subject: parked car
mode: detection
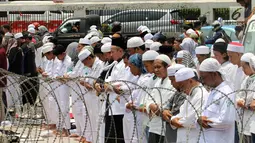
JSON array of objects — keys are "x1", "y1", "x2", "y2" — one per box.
[
  {"x1": 88, "y1": 10, "x2": 122, "y2": 24},
  {"x1": 53, "y1": 15, "x2": 102, "y2": 47},
  {"x1": 102, "y1": 9, "x2": 182, "y2": 33}
]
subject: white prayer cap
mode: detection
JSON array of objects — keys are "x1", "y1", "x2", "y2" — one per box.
[
  {"x1": 167, "y1": 64, "x2": 185, "y2": 77},
  {"x1": 144, "y1": 33, "x2": 153, "y2": 41},
  {"x1": 145, "y1": 39, "x2": 153, "y2": 49},
  {"x1": 42, "y1": 44, "x2": 53, "y2": 54},
  {"x1": 90, "y1": 25, "x2": 97, "y2": 30},
  {"x1": 28, "y1": 24, "x2": 35, "y2": 29},
  {"x1": 215, "y1": 38, "x2": 225, "y2": 43},
  {"x1": 227, "y1": 42, "x2": 244, "y2": 53},
  {"x1": 4, "y1": 32, "x2": 13, "y2": 37},
  {"x1": 190, "y1": 32, "x2": 198, "y2": 39},
  {"x1": 127, "y1": 37, "x2": 144, "y2": 48},
  {"x1": 140, "y1": 26, "x2": 149, "y2": 32},
  {"x1": 249, "y1": 56, "x2": 255, "y2": 69},
  {"x1": 42, "y1": 36, "x2": 53, "y2": 44},
  {"x1": 175, "y1": 67, "x2": 195, "y2": 82},
  {"x1": 90, "y1": 36, "x2": 101, "y2": 44},
  {"x1": 199, "y1": 58, "x2": 221, "y2": 72},
  {"x1": 241, "y1": 53, "x2": 254, "y2": 63},
  {"x1": 101, "y1": 42, "x2": 111, "y2": 53},
  {"x1": 142, "y1": 50, "x2": 159, "y2": 61},
  {"x1": 186, "y1": 28, "x2": 196, "y2": 36},
  {"x1": 155, "y1": 54, "x2": 171, "y2": 66},
  {"x1": 176, "y1": 50, "x2": 184, "y2": 58},
  {"x1": 43, "y1": 42, "x2": 54, "y2": 47},
  {"x1": 14, "y1": 33, "x2": 23, "y2": 39},
  {"x1": 79, "y1": 38, "x2": 91, "y2": 45},
  {"x1": 27, "y1": 28, "x2": 35, "y2": 34},
  {"x1": 195, "y1": 46, "x2": 210, "y2": 55},
  {"x1": 150, "y1": 42, "x2": 162, "y2": 51},
  {"x1": 78, "y1": 48, "x2": 91, "y2": 61},
  {"x1": 137, "y1": 25, "x2": 144, "y2": 32},
  {"x1": 142, "y1": 27, "x2": 151, "y2": 33},
  {"x1": 101, "y1": 37, "x2": 112, "y2": 44}
]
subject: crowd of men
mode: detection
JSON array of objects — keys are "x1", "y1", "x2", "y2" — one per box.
[{"x1": 0, "y1": 13, "x2": 255, "y2": 143}]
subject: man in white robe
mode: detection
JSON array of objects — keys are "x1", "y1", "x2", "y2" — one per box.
[
  {"x1": 146, "y1": 54, "x2": 175, "y2": 143},
  {"x1": 236, "y1": 53, "x2": 255, "y2": 142},
  {"x1": 41, "y1": 43, "x2": 60, "y2": 133},
  {"x1": 52, "y1": 44, "x2": 73, "y2": 136},
  {"x1": 227, "y1": 42, "x2": 247, "y2": 91},
  {"x1": 78, "y1": 47, "x2": 104, "y2": 143},
  {"x1": 213, "y1": 42, "x2": 236, "y2": 90},
  {"x1": 171, "y1": 67, "x2": 209, "y2": 143},
  {"x1": 198, "y1": 58, "x2": 236, "y2": 143}
]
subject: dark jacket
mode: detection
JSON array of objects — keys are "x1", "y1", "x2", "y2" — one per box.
[
  {"x1": 0, "y1": 47, "x2": 7, "y2": 87},
  {"x1": 205, "y1": 28, "x2": 224, "y2": 44},
  {"x1": 21, "y1": 42, "x2": 37, "y2": 77},
  {"x1": 8, "y1": 46, "x2": 23, "y2": 75}
]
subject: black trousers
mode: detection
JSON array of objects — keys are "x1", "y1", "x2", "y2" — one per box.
[
  {"x1": 2, "y1": 91, "x2": 7, "y2": 114},
  {"x1": 149, "y1": 132, "x2": 165, "y2": 143},
  {"x1": 105, "y1": 115, "x2": 125, "y2": 143},
  {"x1": 20, "y1": 77, "x2": 39, "y2": 105}
]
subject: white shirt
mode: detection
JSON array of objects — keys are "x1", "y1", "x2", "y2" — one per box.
[
  {"x1": 234, "y1": 66, "x2": 246, "y2": 91},
  {"x1": 35, "y1": 46, "x2": 43, "y2": 68},
  {"x1": 146, "y1": 77, "x2": 175, "y2": 136},
  {"x1": 105, "y1": 59, "x2": 127, "y2": 115},
  {"x1": 171, "y1": 85, "x2": 209, "y2": 143},
  {"x1": 220, "y1": 61, "x2": 236, "y2": 90},
  {"x1": 236, "y1": 75, "x2": 255, "y2": 135},
  {"x1": 199, "y1": 82, "x2": 235, "y2": 143},
  {"x1": 54, "y1": 55, "x2": 73, "y2": 78}
]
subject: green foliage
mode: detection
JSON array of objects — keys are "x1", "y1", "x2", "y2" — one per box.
[
  {"x1": 214, "y1": 8, "x2": 230, "y2": 20},
  {"x1": 178, "y1": 8, "x2": 201, "y2": 20}
]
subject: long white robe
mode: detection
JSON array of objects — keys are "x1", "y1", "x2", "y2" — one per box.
[
  {"x1": 220, "y1": 61, "x2": 236, "y2": 90},
  {"x1": 199, "y1": 82, "x2": 235, "y2": 143},
  {"x1": 98, "y1": 61, "x2": 118, "y2": 143},
  {"x1": 44, "y1": 58, "x2": 60, "y2": 124},
  {"x1": 139, "y1": 74, "x2": 158, "y2": 134},
  {"x1": 123, "y1": 73, "x2": 151, "y2": 143},
  {"x1": 67, "y1": 60, "x2": 89, "y2": 136},
  {"x1": 236, "y1": 75, "x2": 255, "y2": 136},
  {"x1": 38, "y1": 57, "x2": 52, "y2": 122},
  {"x1": 81, "y1": 57, "x2": 104, "y2": 142},
  {"x1": 171, "y1": 85, "x2": 209, "y2": 143},
  {"x1": 52, "y1": 56, "x2": 73, "y2": 129},
  {"x1": 105, "y1": 60, "x2": 128, "y2": 116},
  {"x1": 146, "y1": 78, "x2": 175, "y2": 136}
]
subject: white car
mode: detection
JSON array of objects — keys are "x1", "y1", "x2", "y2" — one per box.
[{"x1": 102, "y1": 9, "x2": 182, "y2": 33}]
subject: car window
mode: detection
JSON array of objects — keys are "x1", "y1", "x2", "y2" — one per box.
[
  {"x1": 148, "y1": 11, "x2": 167, "y2": 20},
  {"x1": 170, "y1": 10, "x2": 181, "y2": 20},
  {"x1": 89, "y1": 10, "x2": 122, "y2": 16},
  {"x1": 201, "y1": 28, "x2": 213, "y2": 38},
  {"x1": 244, "y1": 20, "x2": 255, "y2": 54},
  {"x1": 230, "y1": 32, "x2": 238, "y2": 41},
  {"x1": 59, "y1": 19, "x2": 81, "y2": 33},
  {"x1": 224, "y1": 29, "x2": 238, "y2": 41}
]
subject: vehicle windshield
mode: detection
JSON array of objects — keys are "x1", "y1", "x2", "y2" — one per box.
[{"x1": 244, "y1": 20, "x2": 255, "y2": 54}]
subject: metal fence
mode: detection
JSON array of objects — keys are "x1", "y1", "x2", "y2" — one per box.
[{"x1": 0, "y1": 8, "x2": 240, "y2": 34}]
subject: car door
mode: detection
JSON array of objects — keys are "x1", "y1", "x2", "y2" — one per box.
[{"x1": 55, "y1": 18, "x2": 83, "y2": 47}]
